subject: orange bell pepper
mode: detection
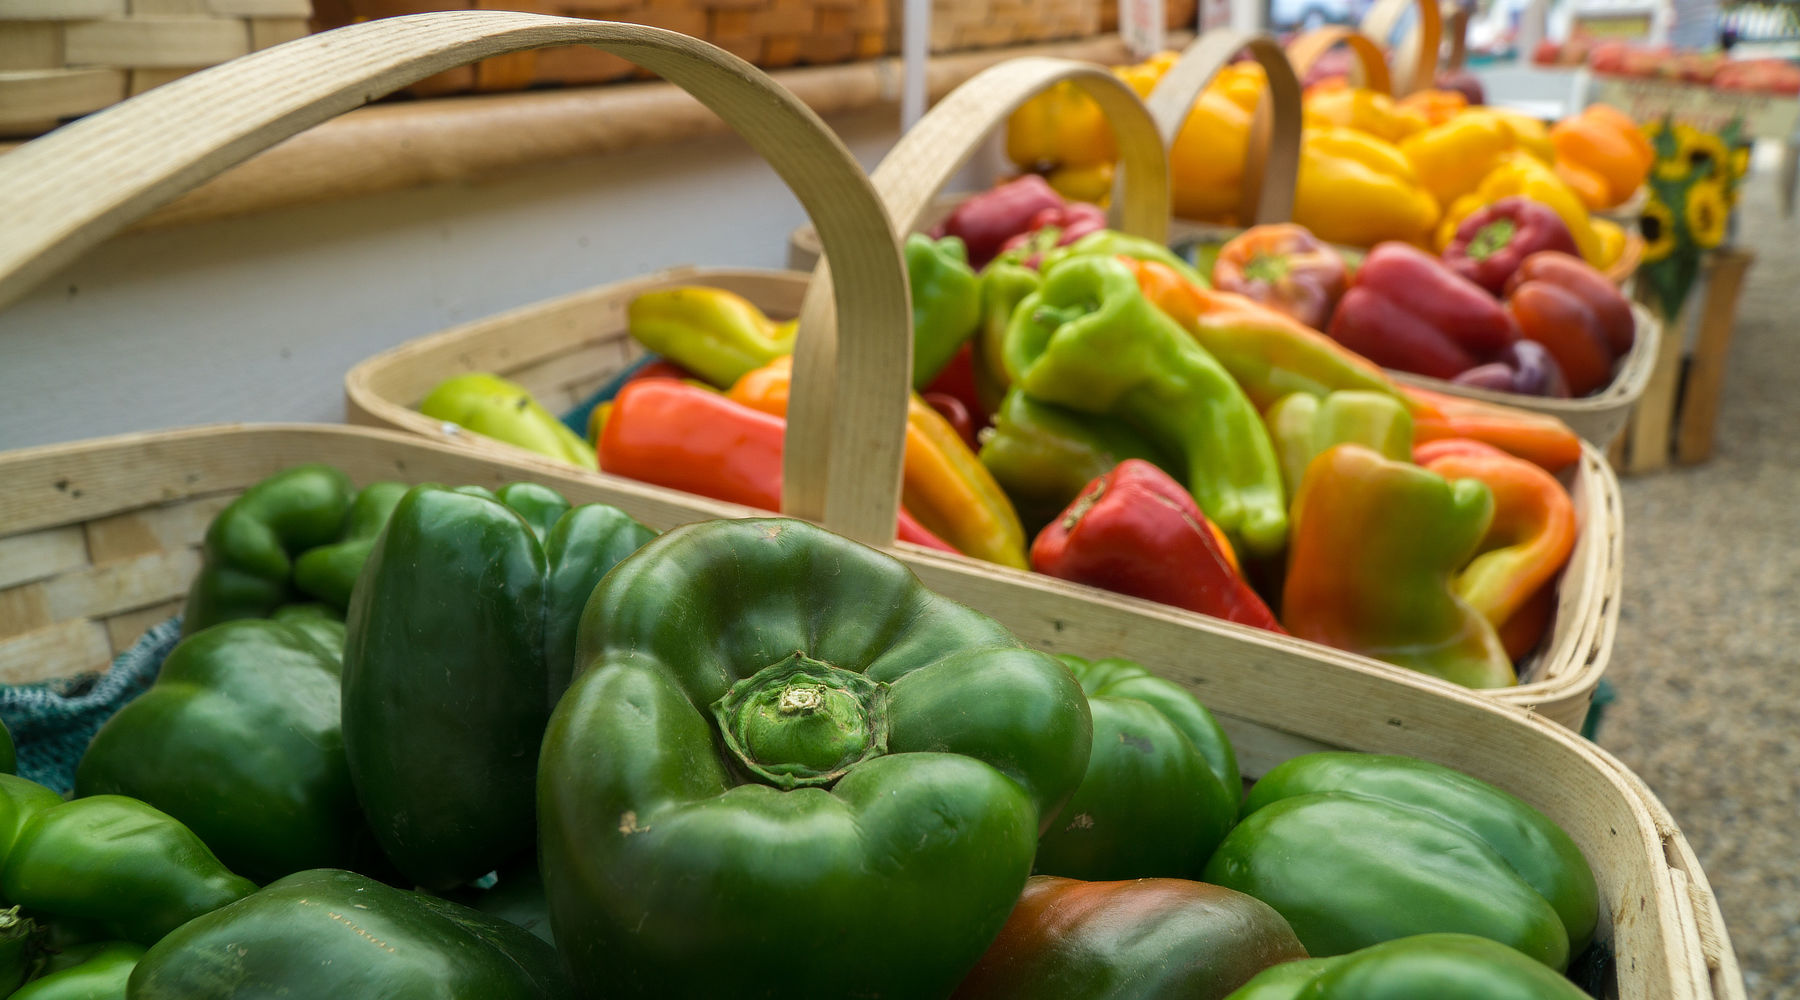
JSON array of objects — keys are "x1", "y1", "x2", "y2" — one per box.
[
  {"x1": 1416, "y1": 438, "x2": 1578, "y2": 657},
  {"x1": 1404, "y1": 386, "x2": 1583, "y2": 473},
  {"x1": 1550, "y1": 104, "x2": 1652, "y2": 210},
  {"x1": 729, "y1": 357, "x2": 1029, "y2": 569}
]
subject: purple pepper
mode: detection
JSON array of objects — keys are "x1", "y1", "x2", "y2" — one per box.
[{"x1": 1450, "y1": 340, "x2": 1572, "y2": 398}]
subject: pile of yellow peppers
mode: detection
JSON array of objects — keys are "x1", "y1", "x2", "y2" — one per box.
[{"x1": 1003, "y1": 55, "x2": 1646, "y2": 272}]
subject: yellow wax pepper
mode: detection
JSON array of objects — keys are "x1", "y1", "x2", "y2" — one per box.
[
  {"x1": 1435, "y1": 152, "x2": 1603, "y2": 266},
  {"x1": 1400, "y1": 111, "x2": 1518, "y2": 207},
  {"x1": 1295, "y1": 126, "x2": 1441, "y2": 247},
  {"x1": 1302, "y1": 85, "x2": 1422, "y2": 144}
]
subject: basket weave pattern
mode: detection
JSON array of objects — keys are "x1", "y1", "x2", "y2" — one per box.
[
  {"x1": 312, "y1": 0, "x2": 888, "y2": 96},
  {"x1": 0, "y1": 0, "x2": 313, "y2": 135},
  {"x1": 900, "y1": 0, "x2": 1101, "y2": 53}
]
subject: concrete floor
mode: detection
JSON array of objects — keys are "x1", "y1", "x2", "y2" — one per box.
[{"x1": 1593, "y1": 170, "x2": 1799, "y2": 998}]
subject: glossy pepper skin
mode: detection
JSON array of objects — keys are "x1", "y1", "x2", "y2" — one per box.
[
  {"x1": 599, "y1": 378, "x2": 955, "y2": 553},
  {"x1": 1212, "y1": 753, "x2": 1598, "y2": 967},
  {"x1": 76, "y1": 620, "x2": 369, "y2": 885},
  {"x1": 1040, "y1": 230, "x2": 1211, "y2": 291},
  {"x1": 1505, "y1": 251, "x2": 1636, "y2": 396},
  {"x1": 540, "y1": 518, "x2": 1092, "y2": 999},
  {"x1": 1282, "y1": 444, "x2": 1515, "y2": 688},
  {"x1": 997, "y1": 203, "x2": 1110, "y2": 259},
  {"x1": 1294, "y1": 127, "x2": 1441, "y2": 248},
  {"x1": 1551, "y1": 103, "x2": 1653, "y2": 211},
  {"x1": 1506, "y1": 251, "x2": 1634, "y2": 357},
  {"x1": 1124, "y1": 258, "x2": 1408, "y2": 413},
  {"x1": 1034, "y1": 655, "x2": 1241, "y2": 881},
  {"x1": 1264, "y1": 391, "x2": 1414, "y2": 497},
  {"x1": 625, "y1": 285, "x2": 795, "y2": 389},
  {"x1": 1442, "y1": 196, "x2": 1581, "y2": 295},
  {"x1": 1416, "y1": 439, "x2": 1577, "y2": 653},
  {"x1": 11, "y1": 940, "x2": 143, "y2": 1000},
  {"x1": 1, "y1": 794, "x2": 255, "y2": 946},
  {"x1": 127, "y1": 868, "x2": 571, "y2": 999},
  {"x1": 979, "y1": 391, "x2": 1175, "y2": 535},
  {"x1": 418, "y1": 373, "x2": 597, "y2": 471},
  {"x1": 0, "y1": 905, "x2": 42, "y2": 995},
  {"x1": 1451, "y1": 338, "x2": 1572, "y2": 398},
  {"x1": 1223, "y1": 933, "x2": 1592, "y2": 999},
  {"x1": 953, "y1": 876, "x2": 1309, "y2": 1000},
  {"x1": 730, "y1": 357, "x2": 1027, "y2": 569},
  {"x1": 907, "y1": 233, "x2": 983, "y2": 389},
  {"x1": 971, "y1": 256, "x2": 1041, "y2": 411},
  {"x1": 181, "y1": 464, "x2": 354, "y2": 636},
  {"x1": 934, "y1": 175, "x2": 1071, "y2": 268},
  {"x1": 1030, "y1": 461, "x2": 1280, "y2": 633},
  {"x1": 342, "y1": 485, "x2": 654, "y2": 891},
  {"x1": 1435, "y1": 152, "x2": 1603, "y2": 267},
  {"x1": 1404, "y1": 385, "x2": 1583, "y2": 473},
  {"x1": 289, "y1": 480, "x2": 407, "y2": 610},
  {"x1": 1212, "y1": 224, "x2": 1349, "y2": 331},
  {"x1": 1330, "y1": 243, "x2": 1521, "y2": 380},
  {"x1": 1005, "y1": 255, "x2": 1287, "y2": 557},
  {"x1": 1399, "y1": 111, "x2": 1518, "y2": 207}
]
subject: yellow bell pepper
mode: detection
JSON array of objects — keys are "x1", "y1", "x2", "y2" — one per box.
[
  {"x1": 728, "y1": 357, "x2": 1030, "y2": 570},
  {"x1": 1295, "y1": 126, "x2": 1441, "y2": 247},
  {"x1": 1486, "y1": 108, "x2": 1556, "y2": 164},
  {"x1": 1302, "y1": 86, "x2": 1421, "y2": 144},
  {"x1": 1590, "y1": 217, "x2": 1627, "y2": 270},
  {"x1": 1006, "y1": 80, "x2": 1117, "y2": 172},
  {"x1": 1434, "y1": 152, "x2": 1603, "y2": 265},
  {"x1": 1395, "y1": 88, "x2": 1469, "y2": 127},
  {"x1": 1171, "y1": 89, "x2": 1256, "y2": 223},
  {"x1": 1400, "y1": 111, "x2": 1517, "y2": 207},
  {"x1": 1213, "y1": 62, "x2": 1267, "y2": 113}
]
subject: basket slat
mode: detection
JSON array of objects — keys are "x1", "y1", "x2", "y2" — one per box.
[
  {"x1": 63, "y1": 18, "x2": 253, "y2": 68},
  {"x1": 0, "y1": 0, "x2": 126, "y2": 17}
]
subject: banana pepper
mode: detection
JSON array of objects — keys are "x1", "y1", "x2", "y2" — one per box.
[
  {"x1": 978, "y1": 390, "x2": 1176, "y2": 535},
  {"x1": 626, "y1": 286, "x2": 797, "y2": 389},
  {"x1": 1295, "y1": 126, "x2": 1441, "y2": 247},
  {"x1": 1266, "y1": 390, "x2": 1414, "y2": 497},
  {"x1": 1435, "y1": 152, "x2": 1603, "y2": 266},
  {"x1": 419, "y1": 372, "x2": 598, "y2": 471},
  {"x1": 729, "y1": 356, "x2": 1028, "y2": 569},
  {"x1": 1405, "y1": 385, "x2": 1583, "y2": 473},
  {"x1": 1004, "y1": 255, "x2": 1287, "y2": 557}
]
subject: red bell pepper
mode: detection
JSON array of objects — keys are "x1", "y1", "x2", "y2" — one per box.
[
  {"x1": 1030, "y1": 459, "x2": 1283, "y2": 633},
  {"x1": 1442, "y1": 197, "x2": 1581, "y2": 295},
  {"x1": 997, "y1": 202, "x2": 1109, "y2": 259},
  {"x1": 1505, "y1": 252, "x2": 1635, "y2": 357},
  {"x1": 921, "y1": 342, "x2": 990, "y2": 440},
  {"x1": 598, "y1": 379, "x2": 956, "y2": 553},
  {"x1": 1503, "y1": 251, "x2": 1635, "y2": 396},
  {"x1": 1328, "y1": 242, "x2": 1521, "y2": 380},
  {"x1": 931, "y1": 175, "x2": 1068, "y2": 269},
  {"x1": 1212, "y1": 223, "x2": 1350, "y2": 331}
]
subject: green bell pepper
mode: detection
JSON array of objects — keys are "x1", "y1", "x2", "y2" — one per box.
[
  {"x1": 971, "y1": 256, "x2": 1041, "y2": 411},
  {"x1": 907, "y1": 233, "x2": 982, "y2": 390},
  {"x1": 181, "y1": 465, "x2": 354, "y2": 635},
  {"x1": 978, "y1": 389, "x2": 1177, "y2": 536},
  {"x1": 1034, "y1": 656, "x2": 1239, "y2": 881},
  {"x1": 344, "y1": 484, "x2": 652, "y2": 890},
  {"x1": 126, "y1": 868, "x2": 571, "y2": 999},
  {"x1": 953, "y1": 875, "x2": 1308, "y2": 1000},
  {"x1": 290, "y1": 480, "x2": 408, "y2": 610},
  {"x1": 0, "y1": 774, "x2": 60, "y2": 860},
  {"x1": 0, "y1": 905, "x2": 43, "y2": 995},
  {"x1": 1003, "y1": 255, "x2": 1286, "y2": 557},
  {"x1": 12, "y1": 940, "x2": 143, "y2": 1000},
  {"x1": 76, "y1": 619, "x2": 370, "y2": 885},
  {"x1": 419, "y1": 373, "x2": 598, "y2": 471},
  {"x1": 1223, "y1": 933, "x2": 1591, "y2": 999},
  {"x1": 1041, "y1": 230, "x2": 1211, "y2": 290},
  {"x1": 1, "y1": 794, "x2": 254, "y2": 946},
  {"x1": 1204, "y1": 753, "x2": 1597, "y2": 971},
  {"x1": 540, "y1": 517, "x2": 1093, "y2": 1000},
  {"x1": 1265, "y1": 390, "x2": 1414, "y2": 498}
]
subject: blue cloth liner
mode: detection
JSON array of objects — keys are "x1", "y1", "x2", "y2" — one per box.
[
  {"x1": 1580, "y1": 678, "x2": 1616, "y2": 743},
  {"x1": 0, "y1": 616, "x2": 182, "y2": 795},
  {"x1": 561, "y1": 353, "x2": 666, "y2": 436}
]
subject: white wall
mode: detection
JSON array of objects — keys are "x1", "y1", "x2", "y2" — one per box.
[{"x1": 0, "y1": 108, "x2": 915, "y2": 451}]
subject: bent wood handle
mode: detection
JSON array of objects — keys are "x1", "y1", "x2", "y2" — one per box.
[{"x1": 0, "y1": 11, "x2": 911, "y2": 549}]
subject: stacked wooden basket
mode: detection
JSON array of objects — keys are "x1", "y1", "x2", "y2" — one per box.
[{"x1": 0, "y1": 10, "x2": 1744, "y2": 1000}]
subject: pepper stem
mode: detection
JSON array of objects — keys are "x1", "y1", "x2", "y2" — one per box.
[
  {"x1": 712, "y1": 653, "x2": 889, "y2": 790},
  {"x1": 1467, "y1": 218, "x2": 1517, "y2": 262}
]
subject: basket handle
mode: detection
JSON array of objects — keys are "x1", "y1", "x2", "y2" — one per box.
[
  {"x1": 1285, "y1": 28, "x2": 1395, "y2": 95},
  {"x1": 1360, "y1": 0, "x2": 1443, "y2": 96},
  {"x1": 782, "y1": 57, "x2": 1169, "y2": 525},
  {"x1": 1143, "y1": 30, "x2": 1303, "y2": 225},
  {"x1": 0, "y1": 12, "x2": 912, "y2": 549}
]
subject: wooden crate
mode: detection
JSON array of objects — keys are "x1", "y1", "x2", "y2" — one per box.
[
  {"x1": 0, "y1": 0, "x2": 314, "y2": 137},
  {"x1": 893, "y1": 0, "x2": 1103, "y2": 54},
  {"x1": 0, "y1": 421, "x2": 1743, "y2": 1000},
  {"x1": 313, "y1": 0, "x2": 887, "y2": 97}
]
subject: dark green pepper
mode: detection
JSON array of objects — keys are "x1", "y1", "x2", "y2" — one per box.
[
  {"x1": 0, "y1": 905, "x2": 44, "y2": 995},
  {"x1": 540, "y1": 518, "x2": 1093, "y2": 1000},
  {"x1": 126, "y1": 868, "x2": 570, "y2": 999},
  {"x1": 541, "y1": 505, "x2": 656, "y2": 699},
  {"x1": 1204, "y1": 753, "x2": 1597, "y2": 971},
  {"x1": 978, "y1": 389, "x2": 1178, "y2": 535},
  {"x1": 953, "y1": 876, "x2": 1307, "y2": 1000},
  {"x1": 1034, "y1": 656, "x2": 1239, "y2": 881},
  {"x1": 0, "y1": 774, "x2": 61, "y2": 860},
  {"x1": 494, "y1": 482, "x2": 572, "y2": 542},
  {"x1": 1, "y1": 795, "x2": 254, "y2": 946},
  {"x1": 907, "y1": 232, "x2": 982, "y2": 389},
  {"x1": 344, "y1": 485, "x2": 653, "y2": 889},
  {"x1": 291, "y1": 480, "x2": 409, "y2": 609},
  {"x1": 182, "y1": 465, "x2": 354, "y2": 635},
  {"x1": 13, "y1": 940, "x2": 143, "y2": 1000},
  {"x1": 1223, "y1": 933, "x2": 1591, "y2": 999},
  {"x1": 76, "y1": 619, "x2": 369, "y2": 884}
]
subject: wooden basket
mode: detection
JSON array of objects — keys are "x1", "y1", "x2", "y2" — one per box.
[
  {"x1": 312, "y1": 1, "x2": 887, "y2": 97},
  {"x1": 0, "y1": 421, "x2": 1743, "y2": 1000},
  {"x1": 900, "y1": 0, "x2": 1102, "y2": 54},
  {"x1": 0, "y1": 0, "x2": 313, "y2": 137}
]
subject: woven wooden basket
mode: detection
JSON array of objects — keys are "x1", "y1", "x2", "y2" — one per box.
[
  {"x1": 0, "y1": 0, "x2": 313, "y2": 137},
  {"x1": 900, "y1": 0, "x2": 1101, "y2": 54},
  {"x1": 0, "y1": 422, "x2": 1743, "y2": 1000},
  {"x1": 0, "y1": 21, "x2": 1742, "y2": 992},
  {"x1": 312, "y1": 0, "x2": 886, "y2": 97}
]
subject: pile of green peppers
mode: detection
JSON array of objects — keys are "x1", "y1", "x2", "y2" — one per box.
[{"x1": 0, "y1": 464, "x2": 1610, "y2": 999}]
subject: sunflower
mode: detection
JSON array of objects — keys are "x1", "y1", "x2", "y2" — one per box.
[
  {"x1": 1640, "y1": 196, "x2": 1678, "y2": 262},
  {"x1": 1681, "y1": 128, "x2": 1731, "y2": 184},
  {"x1": 1650, "y1": 121, "x2": 1690, "y2": 182},
  {"x1": 1686, "y1": 179, "x2": 1731, "y2": 249}
]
